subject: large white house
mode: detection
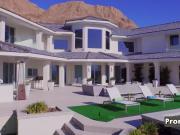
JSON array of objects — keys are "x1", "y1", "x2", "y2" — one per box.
[{"x1": 0, "y1": 7, "x2": 180, "y2": 91}]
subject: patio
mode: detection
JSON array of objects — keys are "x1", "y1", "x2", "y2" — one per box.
[{"x1": 0, "y1": 85, "x2": 180, "y2": 135}]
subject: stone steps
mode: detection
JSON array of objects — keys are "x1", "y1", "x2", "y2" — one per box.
[
  {"x1": 71, "y1": 116, "x2": 121, "y2": 134},
  {"x1": 63, "y1": 122, "x2": 110, "y2": 135},
  {"x1": 56, "y1": 115, "x2": 122, "y2": 135},
  {"x1": 54, "y1": 129, "x2": 65, "y2": 135}
]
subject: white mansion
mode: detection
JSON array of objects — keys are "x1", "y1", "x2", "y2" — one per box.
[{"x1": 0, "y1": 7, "x2": 180, "y2": 91}]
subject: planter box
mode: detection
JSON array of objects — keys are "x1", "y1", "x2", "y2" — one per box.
[
  {"x1": 87, "y1": 81, "x2": 92, "y2": 85},
  {"x1": 82, "y1": 85, "x2": 104, "y2": 96},
  {"x1": 0, "y1": 84, "x2": 13, "y2": 103},
  {"x1": 48, "y1": 82, "x2": 54, "y2": 91},
  {"x1": 17, "y1": 106, "x2": 73, "y2": 135},
  {"x1": 110, "y1": 80, "x2": 115, "y2": 86}
]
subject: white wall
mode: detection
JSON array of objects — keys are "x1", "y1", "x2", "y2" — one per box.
[
  {"x1": 26, "y1": 60, "x2": 44, "y2": 78},
  {"x1": 141, "y1": 34, "x2": 167, "y2": 53},
  {"x1": 13, "y1": 25, "x2": 36, "y2": 48},
  {"x1": 17, "y1": 110, "x2": 73, "y2": 135}
]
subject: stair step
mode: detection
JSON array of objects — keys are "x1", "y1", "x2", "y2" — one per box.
[
  {"x1": 63, "y1": 123, "x2": 110, "y2": 135},
  {"x1": 54, "y1": 129, "x2": 65, "y2": 135},
  {"x1": 71, "y1": 116, "x2": 121, "y2": 134}
]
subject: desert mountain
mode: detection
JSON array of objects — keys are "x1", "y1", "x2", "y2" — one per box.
[
  {"x1": 0, "y1": 0, "x2": 44, "y2": 21},
  {"x1": 0, "y1": 0, "x2": 137, "y2": 28}
]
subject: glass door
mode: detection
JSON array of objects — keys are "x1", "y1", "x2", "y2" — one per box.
[
  {"x1": 91, "y1": 65, "x2": 101, "y2": 84},
  {"x1": 3, "y1": 63, "x2": 16, "y2": 84},
  {"x1": 52, "y1": 65, "x2": 59, "y2": 84},
  {"x1": 74, "y1": 65, "x2": 83, "y2": 84}
]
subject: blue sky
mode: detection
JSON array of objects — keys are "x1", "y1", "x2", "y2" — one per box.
[{"x1": 30, "y1": 0, "x2": 180, "y2": 27}]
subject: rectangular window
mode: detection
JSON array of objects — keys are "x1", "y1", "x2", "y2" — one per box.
[
  {"x1": 28, "y1": 68, "x2": 38, "y2": 77},
  {"x1": 124, "y1": 42, "x2": 134, "y2": 52},
  {"x1": 106, "y1": 31, "x2": 110, "y2": 50},
  {"x1": 54, "y1": 40, "x2": 68, "y2": 50},
  {"x1": 5, "y1": 25, "x2": 15, "y2": 43},
  {"x1": 88, "y1": 29, "x2": 102, "y2": 48},
  {"x1": 75, "y1": 29, "x2": 83, "y2": 48},
  {"x1": 3, "y1": 63, "x2": 15, "y2": 84},
  {"x1": 170, "y1": 35, "x2": 179, "y2": 46}
]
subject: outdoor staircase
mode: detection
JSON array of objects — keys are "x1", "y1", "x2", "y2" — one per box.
[{"x1": 55, "y1": 117, "x2": 122, "y2": 135}]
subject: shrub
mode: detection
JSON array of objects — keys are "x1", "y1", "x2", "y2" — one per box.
[
  {"x1": 140, "y1": 122, "x2": 158, "y2": 135},
  {"x1": 134, "y1": 64, "x2": 144, "y2": 82},
  {"x1": 130, "y1": 129, "x2": 144, "y2": 135},
  {"x1": 87, "y1": 78, "x2": 93, "y2": 82},
  {"x1": 130, "y1": 122, "x2": 158, "y2": 135},
  {"x1": 110, "y1": 77, "x2": 115, "y2": 81},
  {"x1": 160, "y1": 66, "x2": 170, "y2": 86},
  {"x1": 26, "y1": 102, "x2": 48, "y2": 114}
]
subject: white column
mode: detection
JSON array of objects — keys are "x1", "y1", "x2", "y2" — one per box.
[
  {"x1": 83, "y1": 64, "x2": 91, "y2": 85},
  {"x1": 101, "y1": 64, "x2": 106, "y2": 85},
  {"x1": 126, "y1": 63, "x2": 131, "y2": 82},
  {"x1": 47, "y1": 35, "x2": 53, "y2": 52},
  {"x1": 16, "y1": 61, "x2": 26, "y2": 85},
  {"x1": 154, "y1": 62, "x2": 160, "y2": 85},
  {"x1": 83, "y1": 27, "x2": 88, "y2": 51},
  {"x1": 0, "y1": 17, "x2": 5, "y2": 42},
  {"x1": 70, "y1": 33, "x2": 75, "y2": 51},
  {"x1": 109, "y1": 63, "x2": 115, "y2": 79},
  {"x1": 36, "y1": 31, "x2": 43, "y2": 50},
  {"x1": 66, "y1": 64, "x2": 73, "y2": 85},
  {"x1": 43, "y1": 62, "x2": 51, "y2": 90},
  {"x1": 59, "y1": 64, "x2": 65, "y2": 87}
]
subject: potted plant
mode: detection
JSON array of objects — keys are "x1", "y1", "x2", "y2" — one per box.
[
  {"x1": 17, "y1": 102, "x2": 73, "y2": 135},
  {"x1": 110, "y1": 77, "x2": 116, "y2": 86},
  {"x1": 87, "y1": 78, "x2": 93, "y2": 85},
  {"x1": 47, "y1": 80, "x2": 54, "y2": 91}
]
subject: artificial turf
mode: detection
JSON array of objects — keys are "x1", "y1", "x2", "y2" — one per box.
[{"x1": 70, "y1": 97, "x2": 180, "y2": 122}]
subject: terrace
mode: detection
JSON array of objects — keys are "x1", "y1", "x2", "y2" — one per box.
[{"x1": 0, "y1": 85, "x2": 180, "y2": 135}]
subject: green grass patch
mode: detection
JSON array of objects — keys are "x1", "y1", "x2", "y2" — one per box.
[{"x1": 70, "y1": 100, "x2": 180, "y2": 122}]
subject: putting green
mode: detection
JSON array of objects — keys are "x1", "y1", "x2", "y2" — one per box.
[{"x1": 70, "y1": 98, "x2": 180, "y2": 122}]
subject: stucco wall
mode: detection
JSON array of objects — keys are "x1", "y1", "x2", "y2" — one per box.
[
  {"x1": 141, "y1": 34, "x2": 167, "y2": 53},
  {"x1": 14, "y1": 25, "x2": 36, "y2": 48},
  {"x1": 17, "y1": 110, "x2": 73, "y2": 135}
]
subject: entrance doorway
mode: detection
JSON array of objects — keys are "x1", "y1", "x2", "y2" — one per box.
[
  {"x1": 91, "y1": 65, "x2": 101, "y2": 84},
  {"x1": 74, "y1": 65, "x2": 83, "y2": 84}
]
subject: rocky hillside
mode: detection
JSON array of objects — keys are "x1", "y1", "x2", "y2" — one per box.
[
  {"x1": 0, "y1": 0, "x2": 137, "y2": 28},
  {"x1": 0, "y1": 0, "x2": 44, "y2": 21}
]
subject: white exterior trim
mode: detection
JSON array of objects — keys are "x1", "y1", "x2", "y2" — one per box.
[{"x1": 66, "y1": 19, "x2": 119, "y2": 28}]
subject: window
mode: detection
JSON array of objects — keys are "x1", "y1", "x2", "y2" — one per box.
[
  {"x1": 5, "y1": 25, "x2": 15, "y2": 43},
  {"x1": 28, "y1": 68, "x2": 38, "y2": 77},
  {"x1": 170, "y1": 35, "x2": 179, "y2": 46},
  {"x1": 118, "y1": 41, "x2": 128, "y2": 54},
  {"x1": 75, "y1": 29, "x2": 83, "y2": 48},
  {"x1": 88, "y1": 29, "x2": 102, "y2": 48},
  {"x1": 124, "y1": 42, "x2": 134, "y2": 52},
  {"x1": 54, "y1": 40, "x2": 68, "y2": 50},
  {"x1": 3, "y1": 63, "x2": 16, "y2": 84},
  {"x1": 106, "y1": 31, "x2": 110, "y2": 50}
]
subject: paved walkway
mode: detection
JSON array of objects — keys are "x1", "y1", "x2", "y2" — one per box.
[{"x1": 0, "y1": 86, "x2": 140, "y2": 131}]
